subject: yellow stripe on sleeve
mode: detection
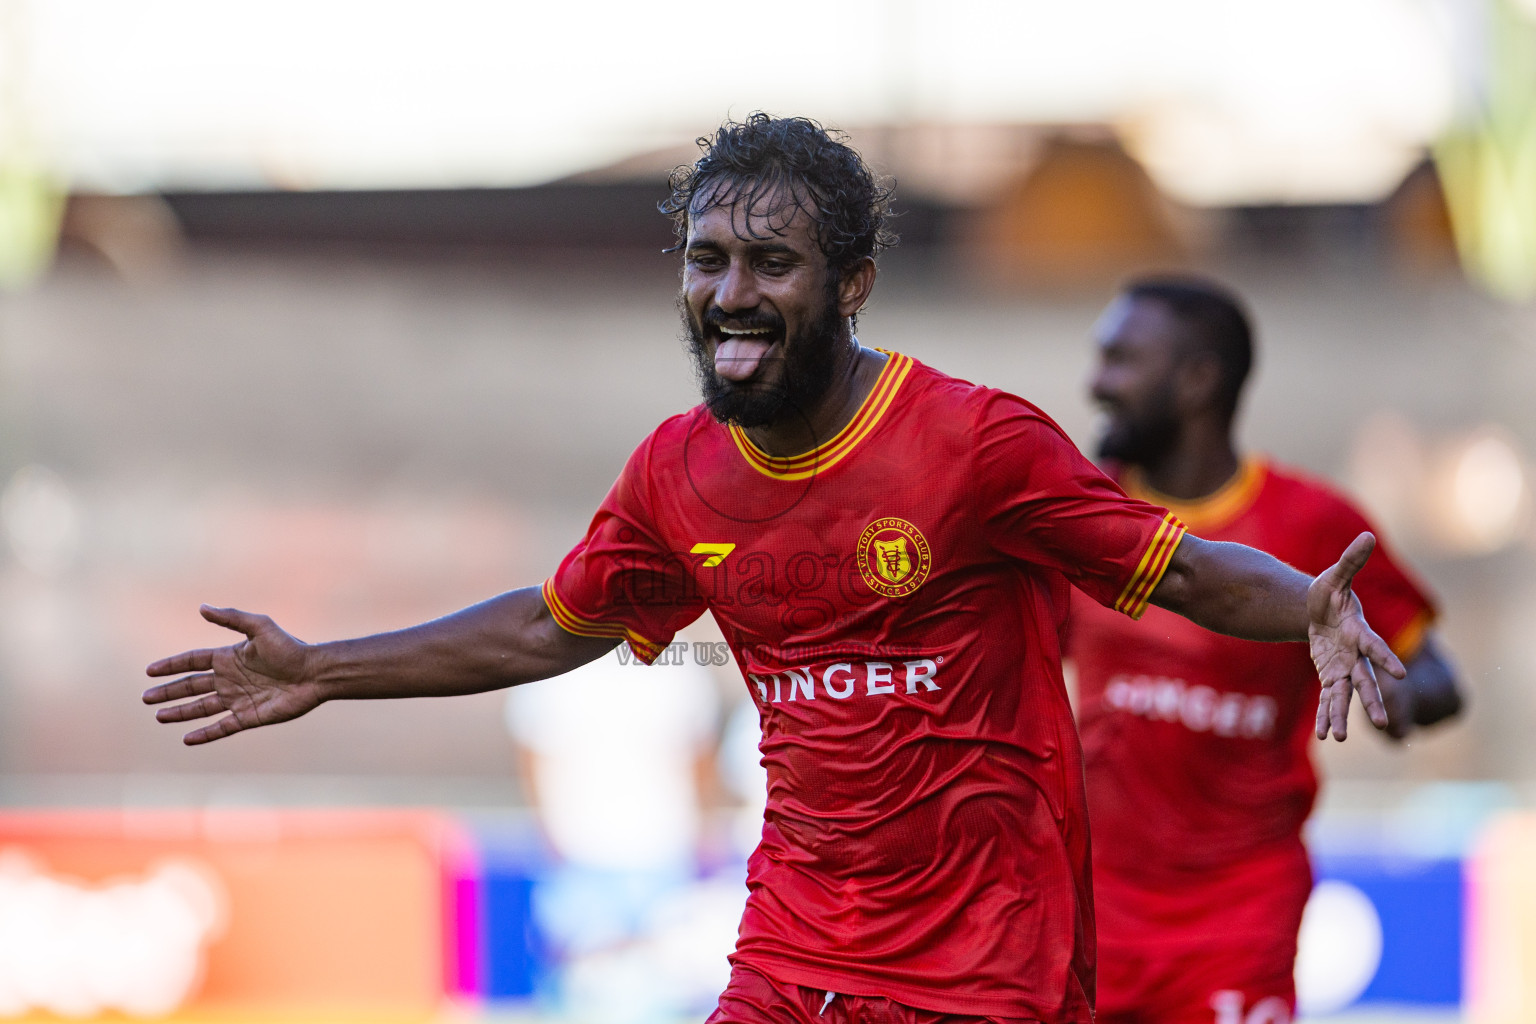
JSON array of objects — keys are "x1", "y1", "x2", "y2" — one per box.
[
  {"x1": 1114, "y1": 513, "x2": 1187, "y2": 619},
  {"x1": 541, "y1": 578, "x2": 665, "y2": 663},
  {"x1": 1122, "y1": 517, "x2": 1186, "y2": 619},
  {"x1": 1113, "y1": 514, "x2": 1174, "y2": 613}
]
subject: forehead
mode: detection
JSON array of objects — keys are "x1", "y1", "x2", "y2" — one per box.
[
  {"x1": 685, "y1": 185, "x2": 822, "y2": 253},
  {"x1": 1094, "y1": 295, "x2": 1184, "y2": 354}
]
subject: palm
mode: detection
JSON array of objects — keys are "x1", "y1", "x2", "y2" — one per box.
[
  {"x1": 1308, "y1": 533, "x2": 1407, "y2": 741},
  {"x1": 144, "y1": 606, "x2": 322, "y2": 745}
]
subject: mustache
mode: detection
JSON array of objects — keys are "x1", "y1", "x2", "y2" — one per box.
[{"x1": 701, "y1": 306, "x2": 785, "y2": 333}]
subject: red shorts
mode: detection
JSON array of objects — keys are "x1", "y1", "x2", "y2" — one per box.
[
  {"x1": 1094, "y1": 940, "x2": 1296, "y2": 1024},
  {"x1": 1093, "y1": 846, "x2": 1307, "y2": 1024},
  {"x1": 706, "y1": 963, "x2": 1042, "y2": 1024}
]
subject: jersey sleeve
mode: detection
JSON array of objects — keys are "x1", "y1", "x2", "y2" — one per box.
[
  {"x1": 543, "y1": 434, "x2": 707, "y2": 664},
  {"x1": 970, "y1": 390, "x2": 1185, "y2": 619},
  {"x1": 1299, "y1": 489, "x2": 1437, "y2": 660}
]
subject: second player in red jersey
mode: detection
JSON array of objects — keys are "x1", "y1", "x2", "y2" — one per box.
[
  {"x1": 1070, "y1": 278, "x2": 1462, "y2": 1024},
  {"x1": 1073, "y1": 459, "x2": 1432, "y2": 1022}
]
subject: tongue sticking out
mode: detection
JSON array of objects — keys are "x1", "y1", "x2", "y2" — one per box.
[{"x1": 715, "y1": 337, "x2": 774, "y2": 382}]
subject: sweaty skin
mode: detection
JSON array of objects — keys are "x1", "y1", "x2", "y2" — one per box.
[{"x1": 144, "y1": 198, "x2": 1402, "y2": 746}]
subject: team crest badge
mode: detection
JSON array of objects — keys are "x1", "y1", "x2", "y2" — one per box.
[{"x1": 858, "y1": 517, "x2": 931, "y2": 598}]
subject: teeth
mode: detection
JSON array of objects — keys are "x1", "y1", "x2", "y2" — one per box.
[{"x1": 720, "y1": 327, "x2": 772, "y2": 335}]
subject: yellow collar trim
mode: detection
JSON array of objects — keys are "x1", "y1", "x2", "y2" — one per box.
[
  {"x1": 1121, "y1": 457, "x2": 1267, "y2": 533},
  {"x1": 728, "y1": 350, "x2": 914, "y2": 481}
]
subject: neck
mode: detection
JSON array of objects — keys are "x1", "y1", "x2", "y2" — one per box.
[
  {"x1": 1136, "y1": 420, "x2": 1241, "y2": 501},
  {"x1": 744, "y1": 336, "x2": 881, "y2": 458}
]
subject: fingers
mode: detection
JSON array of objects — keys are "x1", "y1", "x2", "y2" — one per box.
[
  {"x1": 1314, "y1": 661, "x2": 1392, "y2": 742},
  {"x1": 1316, "y1": 532, "x2": 1376, "y2": 594},
  {"x1": 146, "y1": 649, "x2": 218, "y2": 677},
  {"x1": 142, "y1": 673, "x2": 217, "y2": 705},
  {"x1": 148, "y1": 606, "x2": 275, "y2": 676},
  {"x1": 1352, "y1": 657, "x2": 1390, "y2": 731},
  {"x1": 1359, "y1": 626, "x2": 1408, "y2": 680},
  {"x1": 155, "y1": 693, "x2": 226, "y2": 723},
  {"x1": 183, "y1": 714, "x2": 246, "y2": 746},
  {"x1": 200, "y1": 605, "x2": 273, "y2": 638},
  {"x1": 1323, "y1": 678, "x2": 1353, "y2": 741},
  {"x1": 146, "y1": 606, "x2": 279, "y2": 746}
]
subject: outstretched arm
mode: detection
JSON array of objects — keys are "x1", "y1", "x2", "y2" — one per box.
[
  {"x1": 143, "y1": 587, "x2": 617, "y2": 745},
  {"x1": 1149, "y1": 532, "x2": 1407, "y2": 741}
]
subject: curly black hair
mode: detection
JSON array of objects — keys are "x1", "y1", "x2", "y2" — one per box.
[{"x1": 660, "y1": 113, "x2": 898, "y2": 273}]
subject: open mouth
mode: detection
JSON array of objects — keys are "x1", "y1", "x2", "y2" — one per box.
[{"x1": 712, "y1": 324, "x2": 783, "y2": 382}]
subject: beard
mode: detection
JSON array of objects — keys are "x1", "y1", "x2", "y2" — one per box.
[
  {"x1": 682, "y1": 285, "x2": 846, "y2": 429},
  {"x1": 1095, "y1": 387, "x2": 1180, "y2": 465}
]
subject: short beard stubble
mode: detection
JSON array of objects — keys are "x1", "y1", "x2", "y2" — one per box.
[
  {"x1": 683, "y1": 278, "x2": 847, "y2": 430},
  {"x1": 1094, "y1": 381, "x2": 1181, "y2": 466}
]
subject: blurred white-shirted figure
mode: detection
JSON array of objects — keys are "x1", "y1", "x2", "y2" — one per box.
[
  {"x1": 718, "y1": 695, "x2": 768, "y2": 859},
  {"x1": 504, "y1": 646, "x2": 723, "y2": 1022},
  {"x1": 506, "y1": 647, "x2": 719, "y2": 872}
]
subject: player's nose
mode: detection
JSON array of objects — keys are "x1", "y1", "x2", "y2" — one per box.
[{"x1": 715, "y1": 259, "x2": 761, "y2": 313}]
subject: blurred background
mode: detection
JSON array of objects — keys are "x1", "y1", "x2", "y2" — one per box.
[{"x1": 0, "y1": 0, "x2": 1533, "y2": 1021}]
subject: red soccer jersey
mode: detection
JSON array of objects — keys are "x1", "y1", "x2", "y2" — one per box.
[
  {"x1": 544, "y1": 351, "x2": 1184, "y2": 1021},
  {"x1": 1069, "y1": 458, "x2": 1435, "y2": 949}
]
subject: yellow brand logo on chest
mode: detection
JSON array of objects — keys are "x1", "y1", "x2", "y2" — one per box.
[{"x1": 690, "y1": 542, "x2": 736, "y2": 567}]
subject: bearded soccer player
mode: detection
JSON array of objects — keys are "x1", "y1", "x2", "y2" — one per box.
[
  {"x1": 1069, "y1": 277, "x2": 1464, "y2": 1024},
  {"x1": 145, "y1": 117, "x2": 1407, "y2": 1024}
]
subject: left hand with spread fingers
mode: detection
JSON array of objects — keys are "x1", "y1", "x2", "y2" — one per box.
[{"x1": 1308, "y1": 532, "x2": 1407, "y2": 741}]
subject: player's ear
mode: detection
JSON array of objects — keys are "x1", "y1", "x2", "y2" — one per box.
[{"x1": 837, "y1": 257, "x2": 877, "y2": 318}]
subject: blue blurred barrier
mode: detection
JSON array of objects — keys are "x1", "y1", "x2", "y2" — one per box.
[
  {"x1": 481, "y1": 863, "x2": 545, "y2": 1000},
  {"x1": 1302, "y1": 854, "x2": 1463, "y2": 1015}
]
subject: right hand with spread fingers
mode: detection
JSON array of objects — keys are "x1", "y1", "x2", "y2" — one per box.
[{"x1": 143, "y1": 605, "x2": 323, "y2": 745}]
